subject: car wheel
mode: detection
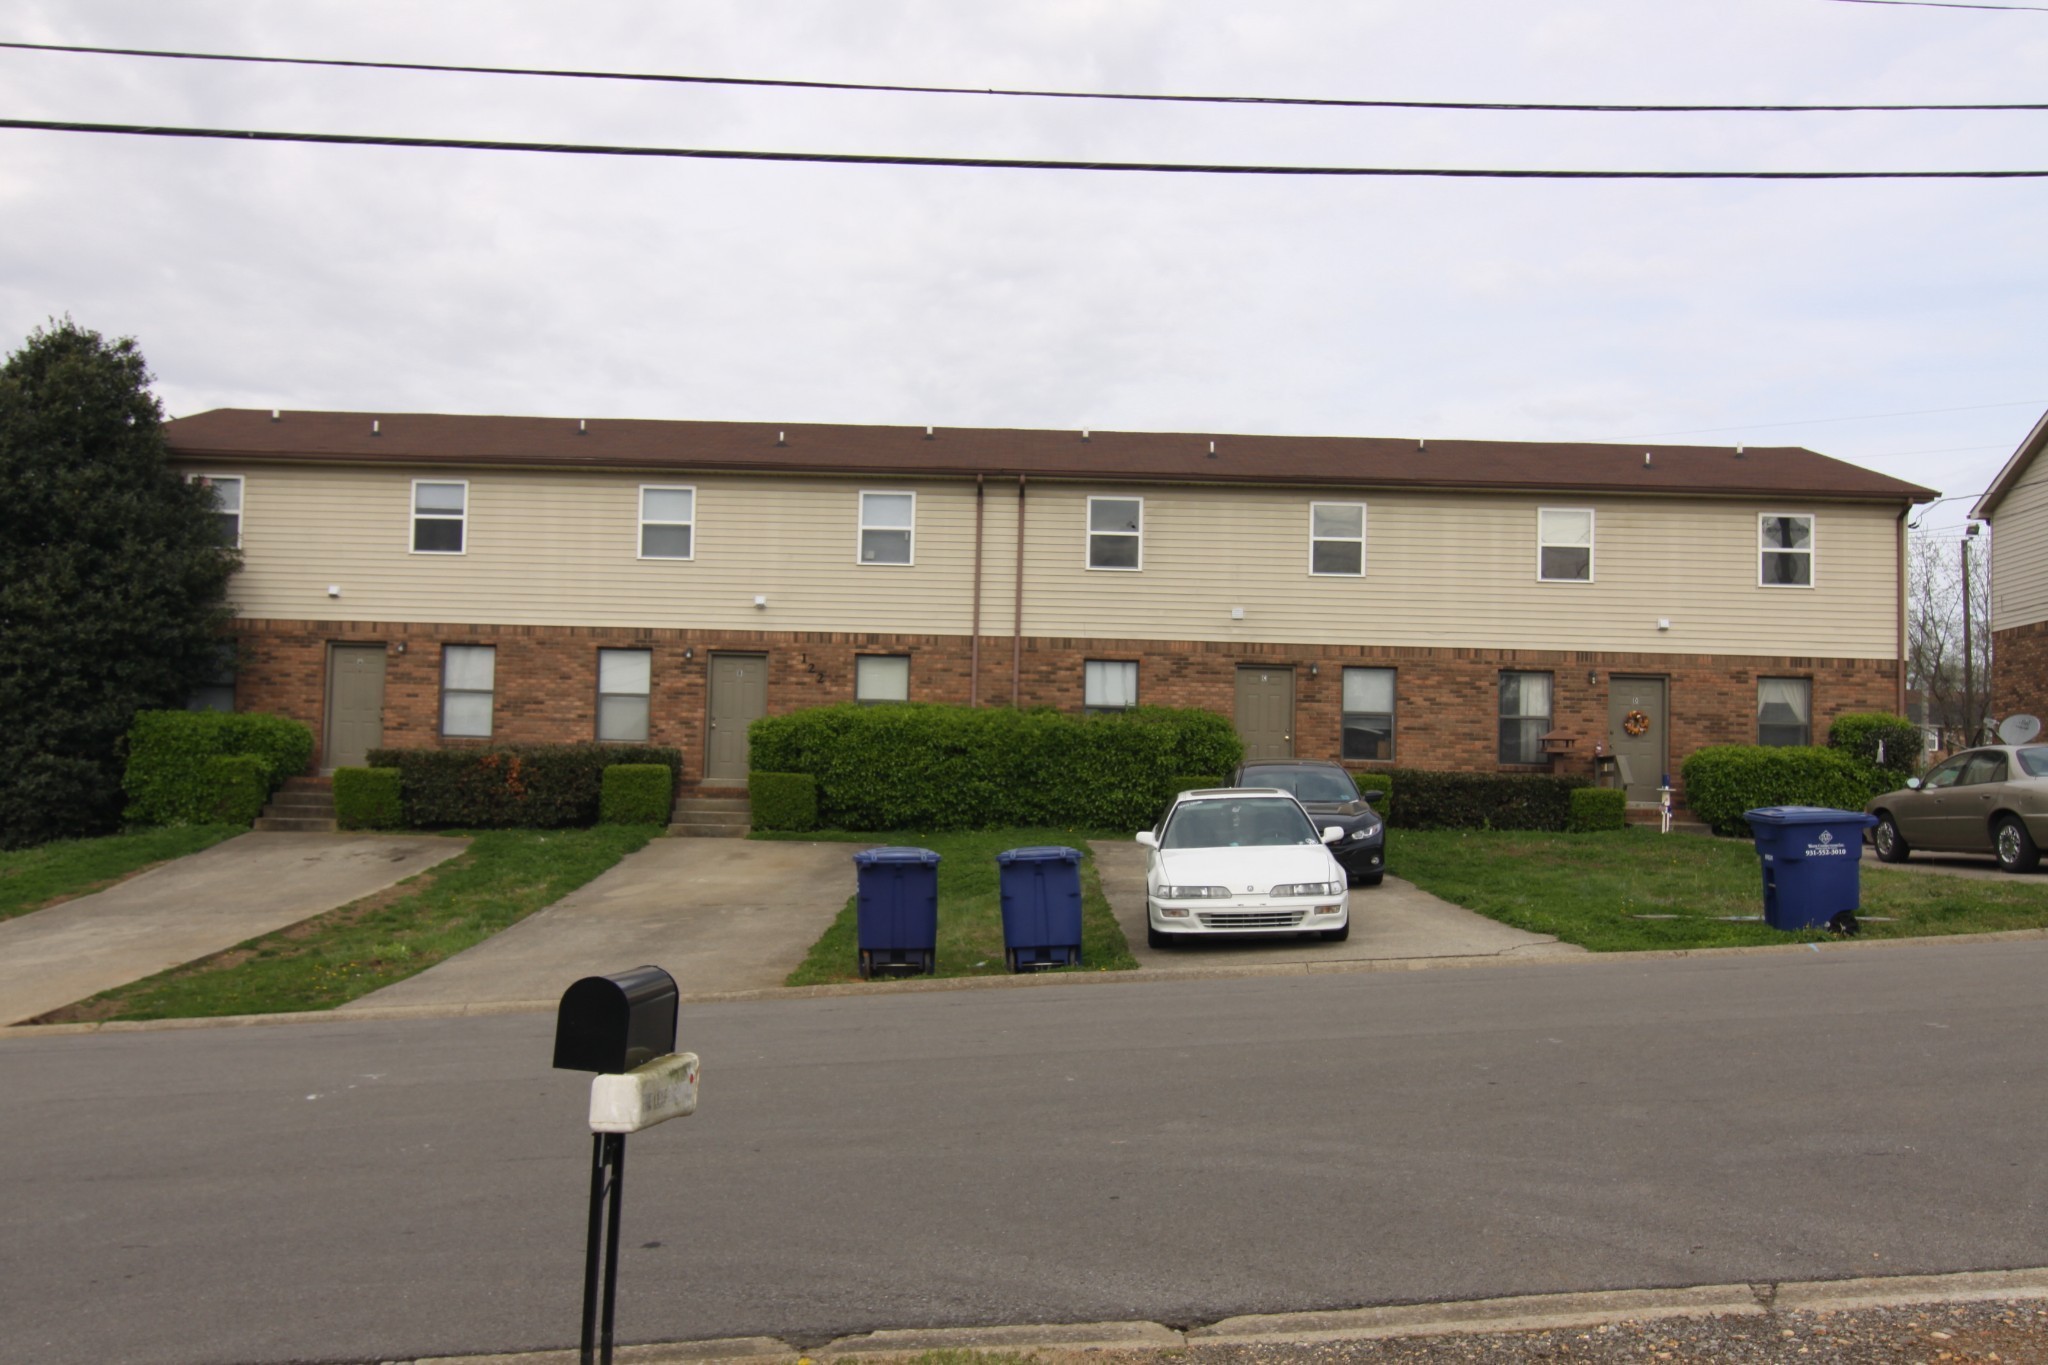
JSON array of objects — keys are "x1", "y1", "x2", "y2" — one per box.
[
  {"x1": 1146, "y1": 924, "x2": 1174, "y2": 950},
  {"x1": 1320, "y1": 920, "x2": 1350, "y2": 942},
  {"x1": 1995, "y1": 816, "x2": 2040, "y2": 873},
  {"x1": 1871, "y1": 813, "x2": 1911, "y2": 863}
]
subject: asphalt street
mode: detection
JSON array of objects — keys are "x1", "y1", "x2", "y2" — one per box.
[{"x1": 4, "y1": 939, "x2": 2045, "y2": 1365}]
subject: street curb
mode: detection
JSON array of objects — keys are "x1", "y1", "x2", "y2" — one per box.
[
  {"x1": 399, "y1": 1267, "x2": 2048, "y2": 1364},
  {"x1": 9, "y1": 923, "x2": 2048, "y2": 1039}
]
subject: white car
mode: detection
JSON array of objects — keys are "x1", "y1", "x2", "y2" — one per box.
[{"x1": 1136, "y1": 788, "x2": 1351, "y2": 949}]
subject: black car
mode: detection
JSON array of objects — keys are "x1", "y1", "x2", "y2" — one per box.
[{"x1": 1228, "y1": 760, "x2": 1384, "y2": 886}]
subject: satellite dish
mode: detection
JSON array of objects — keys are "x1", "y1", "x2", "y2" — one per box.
[{"x1": 1998, "y1": 714, "x2": 2042, "y2": 745}]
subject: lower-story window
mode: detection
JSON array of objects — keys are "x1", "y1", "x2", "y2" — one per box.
[
  {"x1": 186, "y1": 644, "x2": 236, "y2": 713},
  {"x1": 597, "y1": 648, "x2": 652, "y2": 742},
  {"x1": 442, "y1": 644, "x2": 496, "y2": 737},
  {"x1": 856, "y1": 655, "x2": 910, "y2": 704},
  {"x1": 1498, "y1": 671, "x2": 1553, "y2": 763},
  {"x1": 1758, "y1": 677, "x2": 1811, "y2": 746},
  {"x1": 1341, "y1": 667, "x2": 1395, "y2": 760},
  {"x1": 1084, "y1": 659, "x2": 1138, "y2": 714}
]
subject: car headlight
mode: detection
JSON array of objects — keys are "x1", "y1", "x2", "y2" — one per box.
[
  {"x1": 1349, "y1": 828, "x2": 1372, "y2": 840},
  {"x1": 1158, "y1": 884, "x2": 1229, "y2": 899},
  {"x1": 1272, "y1": 880, "x2": 1344, "y2": 897}
]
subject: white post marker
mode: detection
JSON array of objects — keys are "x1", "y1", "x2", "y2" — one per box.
[
  {"x1": 589, "y1": 1053, "x2": 700, "y2": 1134},
  {"x1": 1659, "y1": 784, "x2": 1674, "y2": 835}
]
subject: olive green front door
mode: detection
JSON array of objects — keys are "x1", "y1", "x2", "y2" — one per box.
[{"x1": 706, "y1": 654, "x2": 767, "y2": 782}]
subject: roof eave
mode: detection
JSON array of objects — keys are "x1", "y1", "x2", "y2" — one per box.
[{"x1": 1973, "y1": 408, "x2": 2048, "y2": 521}]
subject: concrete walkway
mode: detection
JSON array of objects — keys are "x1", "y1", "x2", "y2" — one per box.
[
  {"x1": 342, "y1": 839, "x2": 861, "y2": 1010},
  {"x1": 0, "y1": 832, "x2": 465, "y2": 1025},
  {"x1": 1089, "y1": 838, "x2": 1581, "y2": 968}
]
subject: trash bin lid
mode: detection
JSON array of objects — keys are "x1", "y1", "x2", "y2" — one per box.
[
  {"x1": 853, "y1": 846, "x2": 942, "y2": 867},
  {"x1": 995, "y1": 845, "x2": 1083, "y2": 865},
  {"x1": 1743, "y1": 806, "x2": 1878, "y2": 826}
]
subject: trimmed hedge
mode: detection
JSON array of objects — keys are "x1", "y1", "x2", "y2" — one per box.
[
  {"x1": 367, "y1": 744, "x2": 683, "y2": 829},
  {"x1": 750, "y1": 771, "x2": 818, "y2": 832},
  {"x1": 1171, "y1": 774, "x2": 1223, "y2": 795},
  {"x1": 600, "y1": 764, "x2": 674, "y2": 825},
  {"x1": 1827, "y1": 712, "x2": 1924, "y2": 781},
  {"x1": 123, "y1": 710, "x2": 314, "y2": 826},
  {"x1": 1348, "y1": 770, "x2": 1394, "y2": 806},
  {"x1": 748, "y1": 703, "x2": 1244, "y2": 831},
  {"x1": 203, "y1": 754, "x2": 271, "y2": 825},
  {"x1": 1680, "y1": 745, "x2": 1879, "y2": 838},
  {"x1": 1381, "y1": 768, "x2": 1588, "y2": 830},
  {"x1": 334, "y1": 767, "x2": 404, "y2": 830},
  {"x1": 1568, "y1": 786, "x2": 1629, "y2": 833}
]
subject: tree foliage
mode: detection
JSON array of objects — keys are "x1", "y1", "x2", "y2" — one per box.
[
  {"x1": 0, "y1": 320, "x2": 239, "y2": 848},
  {"x1": 1907, "y1": 532, "x2": 1991, "y2": 746}
]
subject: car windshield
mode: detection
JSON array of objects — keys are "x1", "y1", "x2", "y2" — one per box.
[
  {"x1": 1245, "y1": 767, "x2": 1359, "y2": 803},
  {"x1": 2020, "y1": 746, "x2": 2048, "y2": 778},
  {"x1": 1162, "y1": 797, "x2": 1319, "y2": 849}
]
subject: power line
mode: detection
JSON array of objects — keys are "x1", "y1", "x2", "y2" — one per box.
[
  {"x1": 1821, "y1": 0, "x2": 2048, "y2": 12},
  {"x1": 6, "y1": 117, "x2": 2048, "y2": 179},
  {"x1": 2, "y1": 39, "x2": 2045, "y2": 114}
]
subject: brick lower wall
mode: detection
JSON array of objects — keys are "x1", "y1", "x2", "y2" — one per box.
[
  {"x1": 1992, "y1": 621, "x2": 2048, "y2": 722},
  {"x1": 232, "y1": 617, "x2": 1900, "y2": 782}
]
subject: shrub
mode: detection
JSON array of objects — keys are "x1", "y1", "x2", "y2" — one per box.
[
  {"x1": 1680, "y1": 745, "x2": 1879, "y2": 838},
  {"x1": 747, "y1": 703, "x2": 1244, "y2": 832},
  {"x1": 750, "y1": 771, "x2": 818, "y2": 832},
  {"x1": 1348, "y1": 770, "x2": 1394, "y2": 806},
  {"x1": 202, "y1": 754, "x2": 271, "y2": 825},
  {"x1": 1171, "y1": 774, "x2": 1222, "y2": 795},
  {"x1": 333, "y1": 767, "x2": 404, "y2": 830},
  {"x1": 1827, "y1": 712, "x2": 1925, "y2": 781},
  {"x1": 1381, "y1": 768, "x2": 1587, "y2": 830},
  {"x1": 368, "y1": 745, "x2": 683, "y2": 829},
  {"x1": 600, "y1": 764, "x2": 674, "y2": 825},
  {"x1": 1568, "y1": 786, "x2": 1628, "y2": 833},
  {"x1": 123, "y1": 710, "x2": 314, "y2": 826}
]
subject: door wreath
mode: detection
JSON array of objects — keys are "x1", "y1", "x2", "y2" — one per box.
[{"x1": 1622, "y1": 709, "x2": 1651, "y2": 737}]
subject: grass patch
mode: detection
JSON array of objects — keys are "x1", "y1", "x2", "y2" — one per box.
[
  {"x1": 778, "y1": 828, "x2": 1139, "y2": 985},
  {"x1": 36, "y1": 826, "x2": 654, "y2": 1022},
  {"x1": 0, "y1": 825, "x2": 246, "y2": 921},
  {"x1": 1390, "y1": 827, "x2": 2048, "y2": 951}
]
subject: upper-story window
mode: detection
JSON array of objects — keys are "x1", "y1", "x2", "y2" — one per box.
[
  {"x1": 413, "y1": 480, "x2": 467, "y2": 554},
  {"x1": 859, "y1": 491, "x2": 914, "y2": 565},
  {"x1": 639, "y1": 486, "x2": 695, "y2": 560},
  {"x1": 190, "y1": 474, "x2": 243, "y2": 548},
  {"x1": 1310, "y1": 502, "x2": 1366, "y2": 576},
  {"x1": 1088, "y1": 496, "x2": 1143, "y2": 570},
  {"x1": 1760, "y1": 514, "x2": 1814, "y2": 587},
  {"x1": 856, "y1": 655, "x2": 911, "y2": 704},
  {"x1": 441, "y1": 644, "x2": 495, "y2": 736},
  {"x1": 1538, "y1": 508, "x2": 1594, "y2": 582},
  {"x1": 1084, "y1": 659, "x2": 1139, "y2": 714},
  {"x1": 597, "y1": 648, "x2": 652, "y2": 742}
]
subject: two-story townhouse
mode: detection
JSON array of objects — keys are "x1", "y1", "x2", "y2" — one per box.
[
  {"x1": 163, "y1": 409, "x2": 1933, "y2": 801},
  {"x1": 1973, "y1": 409, "x2": 2048, "y2": 727}
]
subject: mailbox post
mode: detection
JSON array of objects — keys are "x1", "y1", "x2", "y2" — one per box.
[{"x1": 554, "y1": 966, "x2": 697, "y2": 1365}]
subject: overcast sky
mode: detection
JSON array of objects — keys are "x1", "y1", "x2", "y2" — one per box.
[{"x1": 4, "y1": 1, "x2": 2044, "y2": 542}]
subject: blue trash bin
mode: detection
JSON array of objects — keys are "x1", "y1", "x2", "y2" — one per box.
[
  {"x1": 1743, "y1": 806, "x2": 1879, "y2": 933},
  {"x1": 852, "y1": 847, "x2": 940, "y2": 978},
  {"x1": 995, "y1": 845, "x2": 1084, "y2": 972}
]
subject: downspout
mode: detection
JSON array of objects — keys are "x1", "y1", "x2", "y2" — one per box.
[
  {"x1": 1013, "y1": 475, "x2": 1027, "y2": 707},
  {"x1": 1896, "y1": 505, "x2": 1909, "y2": 715},
  {"x1": 970, "y1": 475, "x2": 984, "y2": 706}
]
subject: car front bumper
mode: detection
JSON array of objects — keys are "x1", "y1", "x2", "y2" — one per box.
[{"x1": 1148, "y1": 895, "x2": 1349, "y2": 935}]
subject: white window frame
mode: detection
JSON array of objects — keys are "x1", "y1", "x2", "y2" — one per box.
[
  {"x1": 1759, "y1": 512, "x2": 1816, "y2": 588},
  {"x1": 188, "y1": 473, "x2": 244, "y2": 549},
  {"x1": 855, "y1": 655, "x2": 912, "y2": 705},
  {"x1": 1498, "y1": 670, "x2": 1554, "y2": 765},
  {"x1": 638, "y1": 485, "x2": 696, "y2": 561},
  {"x1": 1340, "y1": 666, "x2": 1396, "y2": 761},
  {"x1": 1757, "y1": 677, "x2": 1812, "y2": 747},
  {"x1": 440, "y1": 644, "x2": 495, "y2": 737},
  {"x1": 1087, "y1": 496, "x2": 1144, "y2": 572},
  {"x1": 1308, "y1": 502, "x2": 1367, "y2": 577},
  {"x1": 1537, "y1": 507, "x2": 1595, "y2": 584},
  {"x1": 858, "y1": 490, "x2": 916, "y2": 566},
  {"x1": 596, "y1": 648, "x2": 653, "y2": 742},
  {"x1": 1084, "y1": 659, "x2": 1139, "y2": 714},
  {"x1": 412, "y1": 479, "x2": 469, "y2": 556}
]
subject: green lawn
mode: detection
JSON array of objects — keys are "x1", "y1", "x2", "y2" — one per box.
[
  {"x1": 38, "y1": 826, "x2": 655, "y2": 1023},
  {"x1": 0, "y1": 825, "x2": 247, "y2": 922},
  {"x1": 778, "y1": 828, "x2": 1138, "y2": 985},
  {"x1": 1390, "y1": 827, "x2": 2048, "y2": 951}
]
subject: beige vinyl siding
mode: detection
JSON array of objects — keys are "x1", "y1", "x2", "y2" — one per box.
[
  {"x1": 1990, "y1": 454, "x2": 2048, "y2": 631},
  {"x1": 208, "y1": 465, "x2": 1900, "y2": 657}
]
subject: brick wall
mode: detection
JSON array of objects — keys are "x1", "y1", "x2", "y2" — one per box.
[
  {"x1": 232, "y1": 617, "x2": 1899, "y2": 781},
  {"x1": 1992, "y1": 621, "x2": 2048, "y2": 721}
]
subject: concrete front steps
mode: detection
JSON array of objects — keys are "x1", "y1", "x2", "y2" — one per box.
[
  {"x1": 669, "y1": 787, "x2": 751, "y2": 838},
  {"x1": 256, "y1": 776, "x2": 338, "y2": 832}
]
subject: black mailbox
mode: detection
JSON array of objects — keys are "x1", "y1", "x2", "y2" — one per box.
[{"x1": 553, "y1": 965, "x2": 678, "y2": 1074}]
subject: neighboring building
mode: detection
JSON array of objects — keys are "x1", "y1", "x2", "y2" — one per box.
[
  {"x1": 1973, "y1": 409, "x2": 2048, "y2": 727},
  {"x1": 164, "y1": 410, "x2": 1933, "y2": 800}
]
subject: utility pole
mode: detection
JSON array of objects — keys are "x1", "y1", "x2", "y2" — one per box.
[{"x1": 1963, "y1": 524, "x2": 1981, "y2": 745}]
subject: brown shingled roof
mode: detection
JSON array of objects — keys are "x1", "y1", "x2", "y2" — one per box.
[{"x1": 162, "y1": 409, "x2": 1937, "y2": 503}]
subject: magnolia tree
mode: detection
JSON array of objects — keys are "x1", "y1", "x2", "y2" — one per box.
[
  {"x1": 1907, "y1": 531, "x2": 1992, "y2": 749},
  {"x1": 0, "y1": 320, "x2": 238, "y2": 848}
]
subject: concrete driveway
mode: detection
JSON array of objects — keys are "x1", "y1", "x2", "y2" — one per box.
[
  {"x1": 342, "y1": 838, "x2": 861, "y2": 1011},
  {"x1": 0, "y1": 832, "x2": 466, "y2": 1026},
  {"x1": 1090, "y1": 837, "x2": 1580, "y2": 969}
]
